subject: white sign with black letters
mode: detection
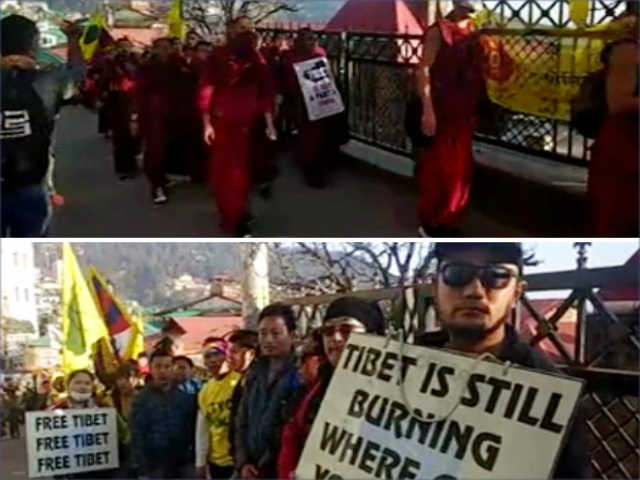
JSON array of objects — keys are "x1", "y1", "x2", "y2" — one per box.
[
  {"x1": 26, "y1": 408, "x2": 119, "y2": 478},
  {"x1": 297, "y1": 333, "x2": 584, "y2": 480},
  {"x1": 293, "y1": 56, "x2": 345, "y2": 122}
]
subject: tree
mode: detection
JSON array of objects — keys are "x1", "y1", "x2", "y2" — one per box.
[
  {"x1": 184, "y1": 0, "x2": 298, "y2": 36},
  {"x1": 269, "y1": 242, "x2": 432, "y2": 297}
]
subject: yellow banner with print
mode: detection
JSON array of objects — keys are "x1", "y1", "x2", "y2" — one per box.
[{"x1": 477, "y1": 15, "x2": 636, "y2": 121}]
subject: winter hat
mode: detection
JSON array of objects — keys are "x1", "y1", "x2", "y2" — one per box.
[{"x1": 324, "y1": 297, "x2": 385, "y2": 335}]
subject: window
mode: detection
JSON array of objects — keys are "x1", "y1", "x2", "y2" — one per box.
[
  {"x1": 15, "y1": 287, "x2": 20, "y2": 302},
  {"x1": 24, "y1": 289, "x2": 29, "y2": 302}
]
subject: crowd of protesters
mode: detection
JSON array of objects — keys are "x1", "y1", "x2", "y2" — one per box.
[
  {"x1": 3, "y1": 243, "x2": 593, "y2": 479},
  {"x1": 79, "y1": 17, "x2": 344, "y2": 237},
  {"x1": 1, "y1": 7, "x2": 636, "y2": 238},
  {"x1": 1, "y1": 13, "x2": 344, "y2": 238}
]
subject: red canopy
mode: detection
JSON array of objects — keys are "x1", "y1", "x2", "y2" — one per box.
[{"x1": 325, "y1": 0, "x2": 424, "y2": 34}]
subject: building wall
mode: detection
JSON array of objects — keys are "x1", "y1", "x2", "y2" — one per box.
[
  {"x1": 1, "y1": 240, "x2": 38, "y2": 338},
  {"x1": 25, "y1": 346, "x2": 60, "y2": 371}
]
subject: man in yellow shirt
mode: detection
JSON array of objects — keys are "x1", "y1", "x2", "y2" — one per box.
[{"x1": 195, "y1": 333, "x2": 256, "y2": 479}]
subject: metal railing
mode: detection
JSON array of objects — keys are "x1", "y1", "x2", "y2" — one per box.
[
  {"x1": 258, "y1": 0, "x2": 629, "y2": 165},
  {"x1": 280, "y1": 261, "x2": 639, "y2": 479}
]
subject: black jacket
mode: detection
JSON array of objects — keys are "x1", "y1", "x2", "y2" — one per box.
[{"x1": 415, "y1": 324, "x2": 591, "y2": 480}]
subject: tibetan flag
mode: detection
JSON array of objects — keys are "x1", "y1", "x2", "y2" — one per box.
[
  {"x1": 80, "y1": 12, "x2": 106, "y2": 60},
  {"x1": 168, "y1": 0, "x2": 186, "y2": 40},
  {"x1": 61, "y1": 244, "x2": 109, "y2": 375},
  {"x1": 88, "y1": 266, "x2": 142, "y2": 361},
  {"x1": 569, "y1": 0, "x2": 590, "y2": 28}
]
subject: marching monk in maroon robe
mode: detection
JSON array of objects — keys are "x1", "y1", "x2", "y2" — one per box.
[
  {"x1": 199, "y1": 30, "x2": 276, "y2": 236},
  {"x1": 106, "y1": 38, "x2": 139, "y2": 180},
  {"x1": 416, "y1": 0, "x2": 485, "y2": 236},
  {"x1": 137, "y1": 38, "x2": 190, "y2": 204},
  {"x1": 588, "y1": 33, "x2": 639, "y2": 236},
  {"x1": 284, "y1": 28, "x2": 342, "y2": 188}
]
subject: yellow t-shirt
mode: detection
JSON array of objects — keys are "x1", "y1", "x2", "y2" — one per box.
[{"x1": 198, "y1": 371, "x2": 241, "y2": 467}]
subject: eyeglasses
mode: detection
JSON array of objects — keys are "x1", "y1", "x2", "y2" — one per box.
[
  {"x1": 320, "y1": 324, "x2": 366, "y2": 338},
  {"x1": 440, "y1": 263, "x2": 518, "y2": 290}
]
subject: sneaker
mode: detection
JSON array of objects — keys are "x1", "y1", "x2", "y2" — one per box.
[{"x1": 153, "y1": 188, "x2": 168, "y2": 205}]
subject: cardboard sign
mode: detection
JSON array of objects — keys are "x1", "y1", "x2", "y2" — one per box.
[
  {"x1": 293, "y1": 56, "x2": 345, "y2": 121},
  {"x1": 297, "y1": 334, "x2": 584, "y2": 480},
  {"x1": 26, "y1": 408, "x2": 119, "y2": 478}
]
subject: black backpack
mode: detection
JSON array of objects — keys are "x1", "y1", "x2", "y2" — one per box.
[
  {"x1": 1, "y1": 69, "x2": 53, "y2": 188},
  {"x1": 571, "y1": 69, "x2": 607, "y2": 140}
]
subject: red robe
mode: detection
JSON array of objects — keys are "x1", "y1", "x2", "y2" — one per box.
[
  {"x1": 198, "y1": 46, "x2": 274, "y2": 232},
  {"x1": 417, "y1": 20, "x2": 485, "y2": 229},
  {"x1": 106, "y1": 53, "x2": 139, "y2": 176},
  {"x1": 284, "y1": 46, "x2": 341, "y2": 187},
  {"x1": 588, "y1": 112, "x2": 639, "y2": 236},
  {"x1": 137, "y1": 58, "x2": 191, "y2": 192}
]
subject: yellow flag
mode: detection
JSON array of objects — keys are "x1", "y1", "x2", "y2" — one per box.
[
  {"x1": 61, "y1": 244, "x2": 109, "y2": 375},
  {"x1": 125, "y1": 314, "x2": 146, "y2": 361},
  {"x1": 79, "y1": 12, "x2": 106, "y2": 60},
  {"x1": 569, "y1": 0, "x2": 590, "y2": 28},
  {"x1": 168, "y1": 0, "x2": 186, "y2": 40}
]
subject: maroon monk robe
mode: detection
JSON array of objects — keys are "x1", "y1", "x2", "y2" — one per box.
[
  {"x1": 106, "y1": 52, "x2": 139, "y2": 178},
  {"x1": 416, "y1": 20, "x2": 485, "y2": 231},
  {"x1": 198, "y1": 43, "x2": 275, "y2": 234},
  {"x1": 284, "y1": 46, "x2": 341, "y2": 188},
  {"x1": 136, "y1": 57, "x2": 185, "y2": 196}
]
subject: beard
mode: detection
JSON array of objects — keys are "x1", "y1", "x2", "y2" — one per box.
[{"x1": 436, "y1": 302, "x2": 509, "y2": 342}]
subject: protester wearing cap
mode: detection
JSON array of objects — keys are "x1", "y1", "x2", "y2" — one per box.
[
  {"x1": 195, "y1": 335, "x2": 244, "y2": 479},
  {"x1": 415, "y1": 242, "x2": 589, "y2": 479},
  {"x1": 277, "y1": 297, "x2": 385, "y2": 480},
  {"x1": 202, "y1": 338, "x2": 230, "y2": 380}
]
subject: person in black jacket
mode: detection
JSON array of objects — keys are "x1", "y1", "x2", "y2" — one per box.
[
  {"x1": 130, "y1": 349, "x2": 197, "y2": 478},
  {"x1": 1, "y1": 14, "x2": 84, "y2": 237},
  {"x1": 415, "y1": 242, "x2": 590, "y2": 479}
]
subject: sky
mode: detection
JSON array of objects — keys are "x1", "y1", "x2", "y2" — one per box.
[{"x1": 521, "y1": 240, "x2": 637, "y2": 298}]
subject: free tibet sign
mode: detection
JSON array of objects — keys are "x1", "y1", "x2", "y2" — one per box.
[
  {"x1": 293, "y1": 56, "x2": 345, "y2": 122},
  {"x1": 297, "y1": 334, "x2": 584, "y2": 480},
  {"x1": 26, "y1": 408, "x2": 119, "y2": 478}
]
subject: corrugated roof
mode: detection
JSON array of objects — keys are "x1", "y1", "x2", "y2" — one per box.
[{"x1": 164, "y1": 315, "x2": 245, "y2": 354}]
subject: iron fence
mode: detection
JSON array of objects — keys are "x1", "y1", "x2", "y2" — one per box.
[
  {"x1": 280, "y1": 261, "x2": 639, "y2": 479},
  {"x1": 259, "y1": 0, "x2": 629, "y2": 165}
]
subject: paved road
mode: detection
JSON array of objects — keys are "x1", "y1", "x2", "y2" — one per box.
[
  {"x1": 49, "y1": 107, "x2": 524, "y2": 238},
  {"x1": 0, "y1": 430, "x2": 29, "y2": 480}
]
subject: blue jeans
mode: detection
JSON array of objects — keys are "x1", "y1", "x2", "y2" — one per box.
[{"x1": 1, "y1": 184, "x2": 51, "y2": 237}]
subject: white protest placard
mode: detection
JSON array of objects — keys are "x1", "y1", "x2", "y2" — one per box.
[
  {"x1": 26, "y1": 408, "x2": 119, "y2": 478},
  {"x1": 293, "y1": 56, "x2": 345, "y2": 121},
  {"x1": 297, "y1": 333, "x2": 584, "y2": 480}
]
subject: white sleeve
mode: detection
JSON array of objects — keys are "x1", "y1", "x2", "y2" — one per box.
[{"x1": 195, "y1": 410, "x2": 210, "y2": 468}]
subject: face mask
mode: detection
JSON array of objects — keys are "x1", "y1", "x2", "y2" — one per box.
[{"x1": 70, "y1": 391, "x2": 92, "y2": 402}]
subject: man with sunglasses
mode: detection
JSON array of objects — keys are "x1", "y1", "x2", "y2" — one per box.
[{"x1": 416, "y1": 242, "x2": 589, "y2": 479}]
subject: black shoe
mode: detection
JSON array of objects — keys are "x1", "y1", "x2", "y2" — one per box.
[
  {"x1": 234, "y1": 220, "x2": 252, "y2": 237},
  {"x1": 259, "y1": 184, "x2": 273, "y2": 200}
]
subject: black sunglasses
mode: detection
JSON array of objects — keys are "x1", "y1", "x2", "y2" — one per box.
[{"x1": 440, "y1": 263, "x2": 519, "y2": 290}]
